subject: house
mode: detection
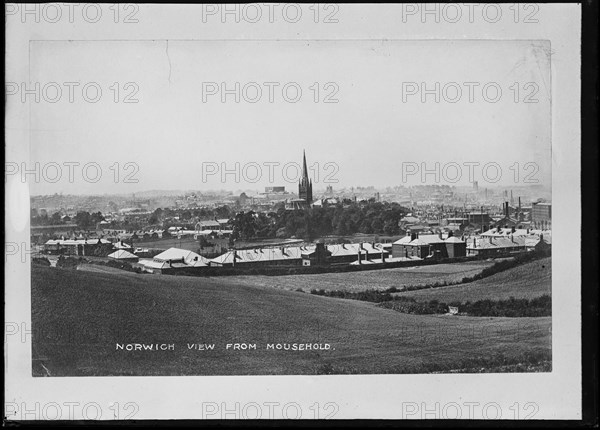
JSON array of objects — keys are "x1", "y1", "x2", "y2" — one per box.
[
  {"x1": 444, "y1": 217, "x2": 468, "y2": 230},
  {"x1": 466, "y1": 236, "x2": 527, "y2": 257},
  {"x1": 301, "y1": 241, "x2": 332, "y2": 266},
  {"x1": 491, "y1": 216, "x2": 521, "y2": 229},
  {"x1": 196, "y1": 220, "x2": 221, "y2": 231},
  {"x1": 525, "y1": 233, "x2": 552, "y2": 252},
  {"x1": 326, "y1": 242, "x2": 390, "y2": 265},
  {"x1": 216, "y1": 218, "x2": 232, "y2": 229},
  {"x1": 43, "y1": 238, "x2": 113, "y2": 256},
  {"x1": 391, "y1": 234, "x2": 414, "y2": 258},
  {"x1": 444, "y1": 235, "x2": 467, "y2": 258},
  {"x1": 209, "y1": 242, "x2": 390, "y2": 268},
  {"x1": 481, "y1": 227, "x2": 531, "y2": 237},
  {"x1": 392, "y1": 233, "x2": 467, "y2": 259},
  {"x1": 210, "y1": 246, "x2": 306, "y2": 267}
]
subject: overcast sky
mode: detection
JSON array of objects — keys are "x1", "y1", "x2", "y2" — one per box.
[{"x1": 28, "y1": 39, "x2": 551, "y2": 195}]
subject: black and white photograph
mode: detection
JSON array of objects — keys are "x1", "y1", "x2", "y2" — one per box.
[{"x1": 5, "y1": 3, "x2": 589, "y2": 422}]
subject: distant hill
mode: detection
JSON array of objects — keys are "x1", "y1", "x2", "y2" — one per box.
[{"x1": 31, "y1": 265, "x2": 551, "y2": 376}]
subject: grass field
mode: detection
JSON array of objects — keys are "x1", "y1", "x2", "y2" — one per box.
[
  {"x1": 31, "y1": 265, "x2": 550, "y2": 376},
  {"x1": 393, "y1": 258, "x2": 551, "y2": 302},
  {"x1": 226, "y1": 260, "x2": 497, "y2": 293},
  {"x1": 134, "y1": 237, "x2": 203, "y2": 252}
]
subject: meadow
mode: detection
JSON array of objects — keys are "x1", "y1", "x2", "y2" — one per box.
[
  {"x1": 392, "y1": 258, "x2": 551, "y2": 302},
  {"x1": 31, "y1": 264, "x2": 551, "y2": 376},
  {"x1": 227, "y1": 260, "x2": 497, "y2": 293}
]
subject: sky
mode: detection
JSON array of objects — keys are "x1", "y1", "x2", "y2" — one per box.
[{"x1": 28, "y1": 39, "x2": 551, "y2": 195}]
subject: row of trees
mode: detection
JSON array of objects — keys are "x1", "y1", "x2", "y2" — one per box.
[
  {"x1": 148, "y1": 206, "x2": 234, "y2": 226},
  {"x1": 32, "y1": 201, "x2": 406, "y2": 241},
  {"x1": 229, "y1": 201, "x2": 408, "y2": 241},
  {"x1": 31, "y1": 210, "x2": 104, "y2": 229}
]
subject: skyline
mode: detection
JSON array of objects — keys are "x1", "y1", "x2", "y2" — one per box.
[{"x1": 23, "y1": 39, "x2": 551, "y2": 195}]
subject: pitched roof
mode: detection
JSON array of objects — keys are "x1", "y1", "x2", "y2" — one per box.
[
  {"x1": 210, "y1": 246, "x2": 307, "y2": 264},
  {"x1": 406, "y1": 234, "x2": 444, "y2": 246},
  {"x1": 44, "y1": 239, "x2": 111, "y2": 246},
  {"x1": 209, "y1": 242, "x2": 388, "y2": 264},
  {"x1": 393, "y1": 236, "x2": 413, "y2": 245},
  {"x1": 108, "y1": 250, "x2": 138, "y2": 259},
  {"x1": 139, "y1": 259, "x2": 170, "y2": 270},
  {"x1": 467, "y1": 236, "x2": 527, "y2": 249},
  {"x1": 153, "y1": 248, "x2": 210, "y2": 265}
]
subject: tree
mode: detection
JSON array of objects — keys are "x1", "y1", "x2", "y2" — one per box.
[
  {"x1": 74, "y1": 211, "x2": 104, "y2": 229},
  {"x1": 50, "y1": 212, "x2": 62, "y2": 225}
]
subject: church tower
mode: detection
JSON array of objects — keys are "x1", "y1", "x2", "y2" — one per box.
[{"x1": 298, "y1": 150, "x2": 313, "y2": 204}]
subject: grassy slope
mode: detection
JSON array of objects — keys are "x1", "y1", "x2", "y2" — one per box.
[
  {"x1": 32, "y1": 265, "x2": 550, "y2": 376},
  {"x1": 394, "y1": 258, "x2": 551, "y2": 303},
  {"x1": 226, "y1": 261, "x2": 496, "y2": 293}
]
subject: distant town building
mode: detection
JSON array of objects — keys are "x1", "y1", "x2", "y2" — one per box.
[
  {"x1": 466, "y1": 212, "x2": 491, "y2": 228},
  {"x1": 531, "y1": 202, "x2": 552, "y2": 227},
  {"x1": 264, "y1": 186, "x2": 286, "y2": 193},
  {"x1": 298, "y1": 150, "x2": 313, "y2": 205}
]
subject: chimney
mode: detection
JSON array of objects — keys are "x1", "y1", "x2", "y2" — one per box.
[
  {"x1": 438, "y1": 231, "x2": 443, "y2": 240},
  {"x1": 411, "y1": 233, "x2": 417, "y2": 241},
  {"x1": 232, "y1": 250, "x2": 237, "y2": 267},
  {"x1": 357, "y1": 249, "x2": 361, "y2": 265},
  {"x1": 473, "y1": 238, "x2": 477, "y2": 248},
  {"x1": 381, "y1": 248, "x2": 386, "y2": 263},
  {"x1": 489, "y1": 237, "x2": 493, "y2": 244},
  {"x1": 511, "y1": 226, "x2": 516, "y2": 233}
]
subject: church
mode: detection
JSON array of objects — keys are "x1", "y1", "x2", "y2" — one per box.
[
  {"x1": 298, "y1": 150, "x2": 313, "y2": 204},
  {"x1": 287, "y1": 151, "x2": 313, "y2": 210}
]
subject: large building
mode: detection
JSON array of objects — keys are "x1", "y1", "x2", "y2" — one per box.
[
  {"x1": 531, "y1": 202, "x2": 552, "y2": 228},
  {"x1": 392, "y1": 233, "x2": 466, "y2": 259},
  {"x1": 298, "y1": 150, "x2": 313, "y2": 205}
]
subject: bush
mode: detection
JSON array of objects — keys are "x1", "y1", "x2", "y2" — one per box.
[
  {"x1": 56, "y1": 255, "x2": 82, "y2": 268},
  {"x1": 379, "y1": 294, "x2": 551, "y2": 317},
  {"x1": 32, "y1": 257, "x2": 51, "y2": 266}
]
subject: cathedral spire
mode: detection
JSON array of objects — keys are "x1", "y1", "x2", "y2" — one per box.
[
  {"x1": 298, "y1": 150, "x2": 313, "y2": 205},
  {"x1": 302, "y1": 149, "x2": 308, "y2": 179}
]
